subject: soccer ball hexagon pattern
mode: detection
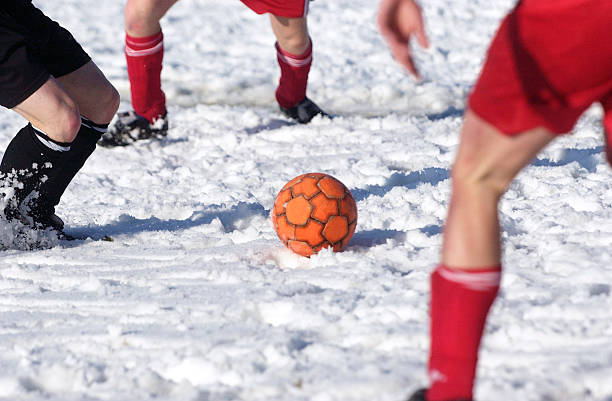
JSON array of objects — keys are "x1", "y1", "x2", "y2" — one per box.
[{"x1": 272, "y1": 173, "x2": 357, "y2": 257}]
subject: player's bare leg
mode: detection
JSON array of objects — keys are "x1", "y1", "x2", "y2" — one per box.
[
  {"x1": 4, "y1": 62, "x2": 119, "y2": 230},
  {"x1": 269, "y1": 15, "x2": 328, "y2": 123},
  {"x1": 442, "y1": 110, "x2": 555, "y2": 268},
  {"x1": 269, "y1": 15, "x2": 310, "y2": 55},
  {"x1": 101, "y1": 0, "x2": 177, "y2": 147},
  {"x1": 14, "y1": 60, "x2": 118, "y2": 139},
  {"x1": 125, "y1": 0, "x2": 179, "y2": 37},
  {"x1": 414, "y1": 110, "x2": 555, "y2": 401},
  {"x1": 12, "y1": 77, "x2": 81, "y2": 144},
  {"x1": 56, "y1": 61, "x2": 119, "y2": 125}
]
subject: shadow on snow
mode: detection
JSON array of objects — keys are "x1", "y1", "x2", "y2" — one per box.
[
  {"x1": 68, "y1": 168, "x2": 452, "y2": 245},
  {"x1": 426, "y1": 105, "x2": 464, "y2": 121},
  {"x1": 67, "y1": 201, "x2": 267, "y2": 240},
  {"x1": 531, "y1": 146, "x2": 604, "y2": 173},
  {"x1": 245, "y1": 118, "x2": 295, "y2": 135},
  {"x1": 351, "y1": 167, "x2": 449, "y2": 202}
]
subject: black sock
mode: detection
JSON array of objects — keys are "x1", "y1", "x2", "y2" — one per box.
[
  {"x1": 45, "y1": 118, "x2": 107, "y2": 207},
  {"x1": 0, "y1": 124, "x2": 71, "y2": 220}
]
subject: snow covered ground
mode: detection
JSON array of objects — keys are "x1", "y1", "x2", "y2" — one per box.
[{"x1": 1, "y1": 0, "x2": 611, "y2": 400}]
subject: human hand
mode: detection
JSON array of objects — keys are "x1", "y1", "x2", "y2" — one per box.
[{"x1": 378, "y1": 0, "x2": 429, "y2": 79}]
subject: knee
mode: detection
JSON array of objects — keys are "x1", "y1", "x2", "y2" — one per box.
[
  {"x1": 450, "y1": 156, "x2": 510, "y2": 199},
  {"x1": 272, "y1": 17, "x2": 310, "y2": 54},
  {"x1": 75, "y1": 81, "x2": 119, "y2": 125},
  {"x1": 109, "y1": 85, "x2": 121, "y2": 117},
  {"x1": 125, "y1": 14, "x2": 151, "y2": 35},
  {"x1": 277, "y1": 32, "x2": 310, "y2": 55},
  {"x1": 97, "y1": 84, "x2": 120, "y2": 124},
  {"x1": 48, "y1": 100, "x2": 82, "y2": 143},
  {"x1": 125, "y1": 0, "x2": 166, "y2": 35}
]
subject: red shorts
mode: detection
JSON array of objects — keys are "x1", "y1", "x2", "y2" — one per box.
[
  {"x1": 469, "y1": 0, "x2": 612, "y2": 135},
  {"x1": 240, "y1": 0, "x2": 309, "y2": 18}
]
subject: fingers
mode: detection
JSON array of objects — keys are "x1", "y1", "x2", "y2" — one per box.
[
  {"x1": 382, "y1": 27, "x2": 420, "y2": 79},
  {"x1": 377, "y1": 0, "x2": 397, "y2": 40},
  {"x1": 400, "y1": 0, "x2": 429, "y2": 49},
  {"x1": 377, "y1": 0, "x2": 397, "y2": 25},
  {"x1": 415, "y1": 19, "x2": 430, "y2": 49},
  {"x1": 385, "y1": 31, "x2": 421, "y2": 79},
  {"x1": 394, "y1": 46, "x2": 421, "y2": 79}
]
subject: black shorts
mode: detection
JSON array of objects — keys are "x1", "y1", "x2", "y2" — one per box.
[{"x1": 0, "y1": 1, "x2": 91, "y2": 109}]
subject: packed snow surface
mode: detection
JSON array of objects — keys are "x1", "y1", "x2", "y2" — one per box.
[{"x1": 1, "y1": 0, "x2": 611, "y2": 400}]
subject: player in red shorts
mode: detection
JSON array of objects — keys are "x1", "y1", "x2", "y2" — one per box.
[
  {"x1": 100, "y1": 0, "x2": 327, "y2": 147},
  {"x1": 379, "y1": 0, "x2": 612, "y2": 400}
]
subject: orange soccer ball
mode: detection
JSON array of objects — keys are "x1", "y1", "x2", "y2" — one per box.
[{"x1": 272, "y1": 173, "x2": 357, "y2": 257}]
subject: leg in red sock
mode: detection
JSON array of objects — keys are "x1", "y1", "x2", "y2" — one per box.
[
  {"x1": 269, "y1": 15, "x2": 311, "y2": 108},
  {"x1": 101, "y1": 0, "x2": 177, "y2": 147},
  {"x1": 426, "y1": 265, "x2": 500, "y2": 401},
  {"x1": 122, "y1": 0, "x2": 179, "y2": 123},
  {"x1": 275, "y1": 40, "x2": 312, "y2": 109},
  {"x1": 268, "y1": 14, "x2": 327, "y2": 123},
  {"x1": 125, "y1": 31, "x2": 166, "y2": 123},
  {"x1": 423, "y1": 111, "x2": 555, "y2": 400}
]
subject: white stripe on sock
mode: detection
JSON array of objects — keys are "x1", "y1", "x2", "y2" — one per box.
[
  {"x1": 81, "y1": 119, "x2": 108, "y2": 133},
  {"x1": 31, "y1": 127, "x2": 71, "y2": 152},
  {"x1": 436, "y1": 265, "x2": 501, "y2": 291},
  {"x1": 126, "y1": 36, "x2": 161, "y2": 48},
  {"x1": 277, "y1": 52, "x2": 312, "y2": 68},
  {"x1": 125, "y1": 41, "x2": 163, "y2": 57}
]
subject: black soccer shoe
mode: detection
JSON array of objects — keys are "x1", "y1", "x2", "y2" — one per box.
[
  {"x1": 407, "y1": 388, "x2": 473, "y2": 401},
  {"x1": 22, "y1": 202, "x2": 65, "y2": 231},
  {"x1": 99, "y1": 111, "x2": 168, "y2": 147},
  {"x1": 3, "y1": 202, "x2": 65, "y2": 232},
  {"x1": 280, "y1": 97, "x2": 329, "y2": 124},
  {"x1": 33, "y1": 213, "x2": 65, "y2": 232},
  {"x1": 407, "y1": 389, "x2": 428, "y2": 401}
]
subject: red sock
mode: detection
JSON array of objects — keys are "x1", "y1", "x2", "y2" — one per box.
[
  {"x1": 125, "y1": 31, "x2": 166, "y2": 123},
  {"x1": 275, "y1": 40, "x2": 312, "y2": 109},
  {"x1": 426, "y1": 264, "x2": 501, "y2": 401}
]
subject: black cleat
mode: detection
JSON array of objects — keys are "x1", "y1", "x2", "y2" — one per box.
[
  {"x1": 408, "y1": 389, "x2": 427, "y2": 401},
  {"x1": 280, "y1": 97, "x2": 329, "y2": 124},
  {"x1": 4, "y1": 204, "x2": 64, "y2": 233},
  {"x1": 99, "y1": 111, "x2": 168, "y2": 147},
  {"x1": 25, "y1": 212, "x2": 80, "y2": 241},
  {"x1": 33, "y1": 213, "x2": 65, "y2": 232},
  {"x1": 407, "y1": 388, "x2": 473, "y2": 401}
]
